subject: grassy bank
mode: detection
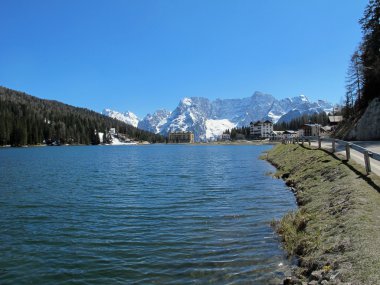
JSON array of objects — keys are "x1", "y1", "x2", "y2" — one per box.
[{"x1": 266, "y1": 144, "x2": 380, "y2": 285}]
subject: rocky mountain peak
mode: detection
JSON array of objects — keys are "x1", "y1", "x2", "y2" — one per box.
[
  {"x1": 104, "y1": 92, "x2": 333, "y2": 141},
  {"x1": 102, "y1": 109, "x2": 140, "y2": 128}
]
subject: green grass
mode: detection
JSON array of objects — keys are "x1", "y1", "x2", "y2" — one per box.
[{"x1": 267, "y1": 144, "x2": 380, "y2": 284}]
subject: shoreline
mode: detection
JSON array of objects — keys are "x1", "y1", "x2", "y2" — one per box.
[
  {"x1": 0, "y1": 140, "x2": 278, "y2": 148},
  {"x1": 266, "y1": 144, "x2": 380, "y2": 285}
]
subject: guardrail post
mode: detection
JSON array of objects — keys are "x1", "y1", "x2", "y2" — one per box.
[
  {"x1": 318, "y1": 136, "x2": 321, "y2": 149},
  {"x1": 308, "y1": 139, "x2": 311, "y2": 146},
  {"x1": 302, "y1": 138, "x2": 304, "y2": 146},
  {"x1": 345, "y1": 143, "x2": 351, "y2": 161},
  {"x1": 364, "y1": 151, "x2": 371, "y2": 174},
  {"x1": 332, "y1": 139, "x2": 336, "y2": 153}
]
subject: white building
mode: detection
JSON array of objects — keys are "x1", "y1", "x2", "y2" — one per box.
[
  {"x1": 283, "y1": 130, "x2": 298, "y2": 139},
  {"x1": 250, "y1": 120, "x2": 273, "y2": 138},
  {"x1": 220, "y1": 133, "x2": 231, "y2": 141},
  {"x1": 270, "y1": 131, "x2": 284, "y2": 140}
]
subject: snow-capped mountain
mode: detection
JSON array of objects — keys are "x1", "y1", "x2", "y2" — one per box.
[
  {"x1": 159, "y1": 97, "x2": 212, "y2": 141},
  {"x1": 275, "y1": 95, "x2": 333, "y2": 124},
  {"x1": 102, "y1": 109, "x2": 140, "y2": 128},
  {"x1": 138, "y1": 109, "x2": 171, "y2": 133},
  {"x1": 103, "y1": 92, "x2": 333, "y2": 141}
]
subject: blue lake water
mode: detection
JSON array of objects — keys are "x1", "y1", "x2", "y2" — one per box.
[{"x1": 0, "y1": 145, "x2": 296, "y2": 284}]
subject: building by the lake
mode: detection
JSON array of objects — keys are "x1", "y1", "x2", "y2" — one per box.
[
  {"x1": 220, "y1": 133, "x2": 231, "y2": 141},
  {"x1": 302, "y1": 124, "x2": 321, "y2": 137},
  {"x1": 250, "y1": 120, "x2": 273, "y2": 138},
  {"x1": 168, "y1": 131, "x2": 195, "y2": 143}
]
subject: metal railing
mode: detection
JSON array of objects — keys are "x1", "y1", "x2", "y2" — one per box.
[{"x1": 282, "y1": 136, "x2": 380, "y2": 175}]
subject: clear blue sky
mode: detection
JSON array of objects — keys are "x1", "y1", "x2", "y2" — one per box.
[{"x1": 0, "y1": 0, "x2": 368, "y2": 117}]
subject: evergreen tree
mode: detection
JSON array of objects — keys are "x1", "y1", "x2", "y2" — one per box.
[
  {"x1": 345, "y1": 49, "x2": 364, "y2": 118},
  {"x1": 0, "y1": 86, "x2": 165, "y2": 146},
  {"x1": 90, "y1": 129, "x2": 101, "y2": 145},
  {"x1": 224, "y1": 125, "x2": 251, "y2": 140},
  {"x1": 358, "y1": 0, "x2": 380, "y2": 106},
  {"x1": 274, "y1": 112, "x2": 329, "y2": 131},
  {"x1": 10, "y1": 124, "x2": 27, "y2": 146}
]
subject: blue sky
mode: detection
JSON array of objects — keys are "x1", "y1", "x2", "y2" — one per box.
[{"x1": 0, "y1": 0, "x2": 367, "y2": 117}]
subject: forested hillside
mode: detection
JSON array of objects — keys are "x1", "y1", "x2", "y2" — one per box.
[
  {"x1": 342, "y1": 0, "x2": 380, "y2": 119},
  {"x1": 0, "y1": 87, "x2": 164, "y2": 146},
  {"x1": 274, "y1": 112, "x2": 329, "y2": 131},
  {"x1": 337, "y1": 0, "x2": 380, "y2": 140}
]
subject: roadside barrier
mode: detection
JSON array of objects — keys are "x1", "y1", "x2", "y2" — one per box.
[{"x1": 282, "y1": 136, "x2": 380, "y2": 175}]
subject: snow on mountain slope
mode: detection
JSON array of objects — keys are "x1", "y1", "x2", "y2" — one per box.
[
  {"x1": 160, "y1": 97, "x2": 211, "y2": 140},
  {"x1": 275, "y1": 95, "x2": 332, "y2": 123},
  {"x1": 138, "y1": 109, "x2": 171, "y2": 133},
  {"x1": 103, "y1": 92, "x2": 333, "y2": 141},
  {"x1": 102, "y1": 109, "x2": 140, "y2": 128},
  {"x1": 205, "y1": 119, "x2": 236, "y2": 140},
  {"x1": 276, "y1": 110, "x2": 303, "y2": 124},
  {"x1": 267, "y1": 111, "x2": 283, "y2": 123}
]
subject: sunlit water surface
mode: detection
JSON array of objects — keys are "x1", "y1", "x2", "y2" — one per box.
[{"x1": 0, "y1": 145, "x2": 296, "y2": 284}]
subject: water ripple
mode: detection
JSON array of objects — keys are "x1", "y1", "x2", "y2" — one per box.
[{"x1": 0, "y1": 145, "x2": 296, "y2": 284}]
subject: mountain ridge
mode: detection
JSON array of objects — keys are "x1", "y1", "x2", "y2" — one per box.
[{"x1": 104, "y1": 91, "x2": 333, "y2": 141}]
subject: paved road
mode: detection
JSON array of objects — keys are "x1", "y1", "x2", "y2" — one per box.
[
  {"x1": 351, "y1": 141, "x2": 380, "y2": 154},
  {"x1": 347, "y1": 141, "x2": 380, "y2": 177},
  {"x1": 310, "y1": 140, "x2": 380, "y2": 177}
]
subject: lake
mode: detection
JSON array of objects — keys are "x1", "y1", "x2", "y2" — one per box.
[{"x1": 0, "y1": 145, "x2": 296, "y2": 284}]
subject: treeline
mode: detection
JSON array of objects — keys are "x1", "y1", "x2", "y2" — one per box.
[
  {"x1": 0, "y1": 87, "x2": 164, "y2": 146},
  {"x1": 274, "y1": 112, "x2": 329, "y2": 131},
  {"x1": 223, "y1": 126, "x2": 251, "y2": 140},
  {"x1": 344, "y1": 0, "x2": 380, "y2": 118}
]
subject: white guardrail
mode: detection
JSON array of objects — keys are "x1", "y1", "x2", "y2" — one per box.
[{"x1": 283, "y1": 136, "x2": 380, "y2": 175}]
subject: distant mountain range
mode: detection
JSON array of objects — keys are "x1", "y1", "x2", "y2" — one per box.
[{"x1": 103, "y1": 91, "x2": 333, "y2": 141}]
